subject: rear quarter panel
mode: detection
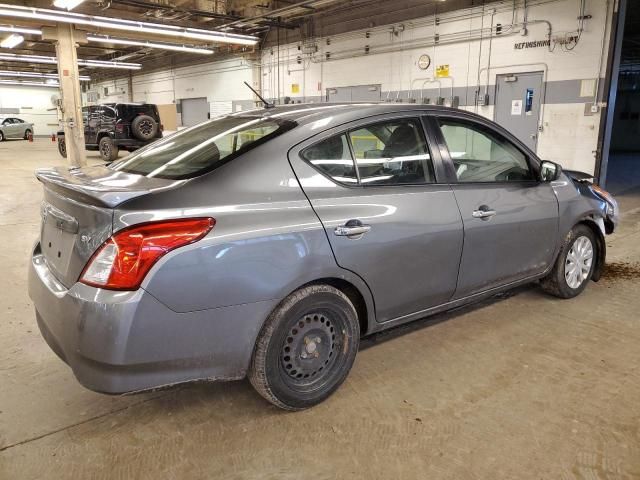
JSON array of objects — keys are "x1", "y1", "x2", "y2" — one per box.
[{"x1": 113, "y1": 132, "x2": 376, "y2": 321}]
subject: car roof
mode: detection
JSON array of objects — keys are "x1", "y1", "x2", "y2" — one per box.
[{"x1": 232, "y1": 102, "x2": 479, "y2": 126}]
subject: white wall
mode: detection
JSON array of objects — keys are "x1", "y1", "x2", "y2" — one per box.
[
  {"x1": 0, "y1": 85, "x2": 59, "y2": 136},
  {"x1": 91, "y1": 58, "x2": 257, "y2": 114},
  {"x1": 260, "y1": 0, "x2": 612, "y2": 173}
]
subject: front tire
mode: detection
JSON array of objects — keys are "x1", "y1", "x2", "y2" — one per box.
[
  {"x1": 99, "y1": 136, "x2": 119, "y2": 162},
  {"x1": 541, "y1": 224, "x2": 597, "y2": 298},
  {"x1": 57, "y1": 138, "x2": 67, "y2": 158},
  {"x1": 249, "y1": 284, "x2": 360, "y2": 410},
  {"x1": 24, "y1": 129, "x2": 32, "y2": 140}
]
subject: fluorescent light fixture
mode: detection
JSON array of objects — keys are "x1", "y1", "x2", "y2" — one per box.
[
  {"x1": 0, "y1": 52, "x2": 140, "y2": 69},
  {"x1": 0, "y1": 70, "x2": 90, "y2": 81},
  {"x1": 0, "y1": 79, "x2": 59, "y2": 88},
  {"x1": 0, "y1": 33, "x2": 23, "y2": 48},
  {"x1": 0, "y1": 25, "x2": 41, "y2": 35},
  {"x1": 87, "y1": 35, "x2": 214, "y2": 54},
  {"x1": 53, "y1": 0, "x2": 86, "y2": 10},
  {"x1": 0, "y1": 4, "x2": 259, "y2": 46}
]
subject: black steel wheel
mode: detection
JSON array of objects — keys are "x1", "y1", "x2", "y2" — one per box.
[{"x1": 249, "y1": 284, "x2": 360, "y2": 410}]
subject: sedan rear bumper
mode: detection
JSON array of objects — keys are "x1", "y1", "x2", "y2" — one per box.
[{"x1": 28, "y1": 243, "x2": 277, "y2": 394}]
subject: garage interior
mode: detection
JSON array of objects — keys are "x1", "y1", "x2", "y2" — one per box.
[{"x1": 1, "y1": 0, "x2": 639, "y2": 478}]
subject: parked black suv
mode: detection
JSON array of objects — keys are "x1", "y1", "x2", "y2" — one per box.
[{"x1": 58, "y1": 103, "x2": 163, "y2": 161}]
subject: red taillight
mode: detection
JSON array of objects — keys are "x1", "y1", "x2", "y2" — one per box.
[
  {"x1": 80, "y1": 218, "x2": 215, "y2": 290},
  {"x1": 115, "y1": 123, "x2": 124, "y2": 133}
]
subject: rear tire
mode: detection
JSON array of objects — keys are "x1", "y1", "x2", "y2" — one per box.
[
  {"x1": 131, "y1": 115, "x2": 158, "y2": 141},
  {"x1": 99, "y1": 136, "x2": 119, "y2": 162},
  {"x1": 249, "y1": 284, "x2": 360, "y2": 410},
  {"x1": 0, "y1": 131, "x2": 4, "y2": 141},
  {"x1": 540, "y1": 224, "x2": 597, "y2": 299}
]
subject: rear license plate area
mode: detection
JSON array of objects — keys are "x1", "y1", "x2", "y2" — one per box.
[{"x1": 41, "y1": 218, "x2": 76, "y2": 277}]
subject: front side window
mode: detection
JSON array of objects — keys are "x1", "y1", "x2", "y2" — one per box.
[
  {"x1": 348, "y1": 119, "x2": 433, "y2": 185},
  {"x1": 438, "y1": 119, "x2": 534, "y2": 183},
  {"x1": 111, "y1": 116, "x2": 295, "y2": 179}
]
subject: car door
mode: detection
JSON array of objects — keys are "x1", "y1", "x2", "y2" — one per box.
[
  {"x1": 85, "y1": 106, "x2": 100, "y2": 144},
  {"x1": 5, "y1": 118, "x2": 19, "y2": 137},
  {"x1": 289, "y1": 114, "x2": 464, "y2": 323},
  {"x1": 13, "y1": 118, "x2": 26, "y2": 137},
  {"x1": 430, "y1": 114, "x2": 559, "y2": 298}
]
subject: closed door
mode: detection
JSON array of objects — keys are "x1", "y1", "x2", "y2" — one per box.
[
  {"x1": 326, "y1": 85, "x2": 381, "y2": 102},
  {"x1": 4, "y1": 118, "x2": 18, "y2": 137},
  {"x1": 435, "y1": 116, "x2": 558, "y2": 298},
  {"x1": 86, "y1": 106, "x2": 100, "y2": 144},
  {"x1": 181, "y1": 97, "x2": 209, "y2": 127},
  {"x1": 494, "y1": 72, "x2": 543, "y2": 151},
  {"x1": 289, "y1": 115, "x2": 463, "y2": 322}
]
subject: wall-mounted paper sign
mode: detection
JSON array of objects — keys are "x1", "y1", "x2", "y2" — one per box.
[
  {"x1": 291, "y1": 83, "x2": 300, "y2": 94},
  {"x1": 511, "y1": 99, "x2": 523, "y2": 115},
  {"x1": 435, "y1": 64, "x2": 450, "y2": 78}
]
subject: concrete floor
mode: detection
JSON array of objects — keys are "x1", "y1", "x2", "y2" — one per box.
[{"x1": 1, "y1": 138, "x2": 640, "y2": 479}]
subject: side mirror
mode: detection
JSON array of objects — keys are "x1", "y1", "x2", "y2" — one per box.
[{"x1": 540, "y1": 160, "x2": 562, "y2": 182}]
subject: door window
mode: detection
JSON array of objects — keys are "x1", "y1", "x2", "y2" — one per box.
[
  {"x1": 438, "y1": 119, "x2": 534, "y2": 182},
  {"x1": 300, "y1": 134, "x2": 357, "y2": 184},
  {"x1": 301, "y1": 118, "x2": 435, "y2": 186},
  {"x1": 348, "y1": 119, "x2": 433, "y2": 185}
]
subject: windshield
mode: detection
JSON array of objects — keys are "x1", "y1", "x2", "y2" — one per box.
[{"x1": 110, "y1": 115, "x2": 296, "y2": 180}]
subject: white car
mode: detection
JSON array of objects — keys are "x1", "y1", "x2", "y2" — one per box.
[{"x1": 0, "y1": 117, "x2": 34, "y2": 141}]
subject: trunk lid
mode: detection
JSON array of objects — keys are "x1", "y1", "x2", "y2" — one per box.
[{"x1": 36, "y1": 165, "x2": 182, "y2": 288}]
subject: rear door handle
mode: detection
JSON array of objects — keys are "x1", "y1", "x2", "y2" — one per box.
[
  {"x1": 472, "y1": 209, "x2": 497, "y2": 219},
  {"x1": 334, "y1": 221, "x2": 371, "y2": 238}
]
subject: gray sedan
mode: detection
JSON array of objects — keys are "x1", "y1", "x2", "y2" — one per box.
[
  {"x1": 28, "y1": 104, "x2": 619, "y2": 410},
  {"x1": 0, "y1": 117, "x2": 34, "y2": 140}
]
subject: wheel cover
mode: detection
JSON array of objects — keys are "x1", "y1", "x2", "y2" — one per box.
[
  {"x1": 59, "y1": 142, "x2": 66, "y2": 156},
  {"x1": 565, "y1": 235, "x2": 594, "y2": 289},
  {"x1": 280, "y1": 311, "x2": 341, "y2": 387}
]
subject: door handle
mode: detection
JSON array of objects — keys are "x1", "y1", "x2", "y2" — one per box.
[
  {"x1": 472, "y1": 209, "x2": 497, "y2": 219},
  {"x1": 334, "y1": 221, "x2": 371, "y2": 238}
]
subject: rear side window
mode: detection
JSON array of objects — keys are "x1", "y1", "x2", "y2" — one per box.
[
  {"x1": 111, "y1": 116, "x2": 295, "y2": 179},
  {"x1": 301, "y1": 117, "x2": 435, "y2": 186},
  {"x1": 300, "y1": 134, "x2": 357, "y2": 184},
  {"x1": 348, "y1": 119, "x2": 433, "y2": 185}
]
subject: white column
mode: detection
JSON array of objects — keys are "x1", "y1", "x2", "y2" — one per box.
[{"x1": 54, "y1": 23, "x2": 86, "y2": 168}]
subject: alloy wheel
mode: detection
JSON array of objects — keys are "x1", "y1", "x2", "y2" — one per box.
[{"x1": 139, "y1": 120, "x2": 153, "y2": 136}]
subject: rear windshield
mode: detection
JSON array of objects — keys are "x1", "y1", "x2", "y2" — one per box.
[
  {"x1": 117, "y1": 104, "x2": 159, "y2": 120},
  {"x1": 110, "y1": 116, "x2": 296, "y2": 179}
]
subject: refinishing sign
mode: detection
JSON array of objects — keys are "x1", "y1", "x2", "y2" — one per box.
[{"x1": 514, "y1": 39, "x2": 551, "y2": 50}]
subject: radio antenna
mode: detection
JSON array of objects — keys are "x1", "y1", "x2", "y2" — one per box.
[{"x1": 244, "y1": 81, "x2": 274, "y2": 109}]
